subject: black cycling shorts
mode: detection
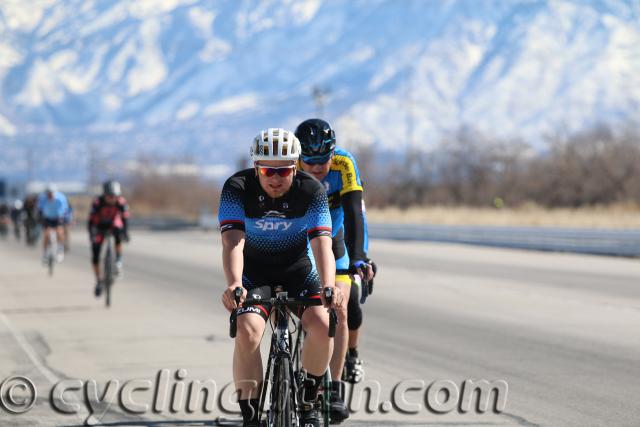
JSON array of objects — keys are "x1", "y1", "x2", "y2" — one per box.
[
  {"x1": 91, "y1": 227, "x2": 124, "y2": 264},
  {"x1": 238, "y1": 256, "x2": 322, "y2": 321},
  {"x1": 43, "y1": 218, "x2": 62, "y2": 228}
]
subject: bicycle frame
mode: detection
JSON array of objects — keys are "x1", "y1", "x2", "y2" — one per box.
[
  {"x1": 46, "y1": 227, "x2": 58, "y2": 276},
  {"x1": 100, "y1": 231, "x2": 116, "y2": 307},
  {"x1": 229, "y1": 287, "x2": 336, "y2": 427},
  {"x1": 264, "y1": 291, "x2": 299, "y2": 427}
]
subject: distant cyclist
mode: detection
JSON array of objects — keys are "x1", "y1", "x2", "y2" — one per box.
[
  {"x1": 10, "y1": 200, "x2": 23, "y2": 240},
  {"x1": 219, "y1": 128, "x2": 343, "y2": 427},
  {"x1": 296, "y1": 118, "x2": 377, "y2": 422},
  {"x1": 37, "y1": 184, "x2": 69, "y2": 262},
  {"x1": 0, "y1": 201, "x2": 9, "y2": 239},
  {"x1": 22, "y1": 194, "x2": 40, "y2": 245},
  {"x1": 88, "y1": 180, "x2": 130, "y2": 297}
]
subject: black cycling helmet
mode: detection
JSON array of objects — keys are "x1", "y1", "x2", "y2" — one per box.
[
  {"x1": 103, "y1": 180, "x2": 121, "y2": 197},
  {"x1": 294, "y1": 118, "x2": 336, "y2": 161}
]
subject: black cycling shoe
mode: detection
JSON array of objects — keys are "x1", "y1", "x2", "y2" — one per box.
[
  {"x1": 329, "y1": 380, "x2": 349, "y2": 423},
  {"x1": 342, "y1": 351, "x2": 364, "y2": 384},
  {"x1": 94, "y1": 281, "x2": 103, "y2": 297},
  {"x1": 301, "y1": 406, "x2": 320, "y2": 427}
]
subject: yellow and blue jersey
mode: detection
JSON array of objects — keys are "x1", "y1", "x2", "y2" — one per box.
[
  {"x1": 323, "y1": 148, "x2": 364, "y2": 235},
  {"x1": 304, "y1": 148, "x2": 370, "y2": 277}
]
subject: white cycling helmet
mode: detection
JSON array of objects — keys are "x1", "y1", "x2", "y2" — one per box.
[
  {"x1": 45, "y1": 182, "x2": 57, "y2": 193},
  {"x1": 250, "y1": 128, "x2": 301, "y2": 162}
]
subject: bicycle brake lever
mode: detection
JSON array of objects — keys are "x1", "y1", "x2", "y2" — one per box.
[
  {"x1": 229, "y1": 287, "x2": 243, "y2": 339},
  {"x1": 229, "y1": 311, "x2": 238, "y2": 339},
  {"x1": 234, "y1": 287, "x2": 243, "y2": 305}
]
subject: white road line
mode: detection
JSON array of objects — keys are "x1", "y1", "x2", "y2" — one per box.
[{"x1": 0, "y1": 310, "x2": 99, "y2": 425}]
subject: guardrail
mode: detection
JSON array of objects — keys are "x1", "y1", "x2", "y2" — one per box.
[
  {"x1": 368, "y1": 224, "x2": 640, "y2": 257},
  {"x1": 129, "y1": 217, "x2": 197, "y2": 231},
  {"x1": 132, "y1": 215, "x2": 640, "y2": 257}
]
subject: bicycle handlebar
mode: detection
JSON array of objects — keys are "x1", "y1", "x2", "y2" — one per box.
[{"x1": 229, "y1": 287, "x2": 337, "y2": 338}]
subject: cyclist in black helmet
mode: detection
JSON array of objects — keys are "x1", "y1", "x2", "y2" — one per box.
[
  {"x1": 295, "y1": 118, "x2": 377, "y2": 423},
  {"x1": 88, "y1": 180, "x2": 130, "y2": 296}
]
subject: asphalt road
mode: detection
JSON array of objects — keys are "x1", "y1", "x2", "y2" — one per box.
[{"x1": 1, "y1": 230, "x2": 639, "y2": 427}]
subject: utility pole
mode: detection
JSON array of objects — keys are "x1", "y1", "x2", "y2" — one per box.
[{"x1": 312, "y1": 86, "x2": 330, "y2": 118}]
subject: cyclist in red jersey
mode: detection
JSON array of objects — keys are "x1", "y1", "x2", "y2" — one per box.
[{"x1": 88, "y1": 180, "x2": 130, "y2": 297}]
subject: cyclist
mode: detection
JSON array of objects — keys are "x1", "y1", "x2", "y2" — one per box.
[
  {"x1": 37, "y1": 184, "x2": 69, "y2": 262},
  {"x1": 219, "y1": 128, "x2": 343, "y2": 427},
  {"x1": 295, "y1": 118, "x2": 377, "y2": 422},
  {"x1": 10, "y1": 200, "x2": 23, "y2": 240},
  {"x1": 88, "y1": 180, "x2": 130, "y2": 297},
  {"x1": 0, "y1": 201, "x2": 9, "y2": 239},
  {"x1": 22, "y1": 194, "x2": 40, "y2": 245}
]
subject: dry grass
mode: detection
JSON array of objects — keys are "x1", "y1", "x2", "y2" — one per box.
[{"x1": 365, "y1": 203, "x2": 640, "y2": 228}]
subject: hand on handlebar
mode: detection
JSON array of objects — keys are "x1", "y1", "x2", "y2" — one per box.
[
  {"x1": 351, "y1": 260, "x2": 374, "y2": 282},
  {"x1": 321, "y1": 286, "x2": 343, "y2": 309},
  {"x1": 222, "y1": 285, "x2": 246, "y2": 312}
]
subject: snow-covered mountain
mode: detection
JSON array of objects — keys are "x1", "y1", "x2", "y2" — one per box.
[{"x1": 1, "y1": 0, "x2": 638, "y2": 181}]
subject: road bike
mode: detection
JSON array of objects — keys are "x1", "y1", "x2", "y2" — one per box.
[
  {"x1": 98, "y1": 230, "x2": 117, "y2": 308},
  {"x1": 44, "y1": 227, "x2": 60, "y2": 276},
  {"x1": 230, "y1": 287, "x2": 337, "y2": 427}
]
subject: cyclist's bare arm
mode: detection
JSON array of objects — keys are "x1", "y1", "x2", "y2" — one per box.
[
  {"x1": 221, "y1": 229, "x2": 246, "y2": 311},
  {"x1": 310, "y1": 235, "x2": 341, "y2": 307}
]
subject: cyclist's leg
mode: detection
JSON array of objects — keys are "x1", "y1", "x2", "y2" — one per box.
[
  {"x1": 112, "y1": 228, "x2": 124, "y2": 274},
  {"x1": 329, "y1": 229, "x2": 351, "y2": 377},
  {"x1": 42, "y1": 220, "x2": 54, "y2": 262},
  {"x1": 42, "y1": 222, "x2": 51, "y2": 251},
  {"x1": 113, "y1": 227, "x2": 123, "y2": 258},
  {"x1": 235, "y1": 265, "x2": 273, "y2": 426},
  {"x1": 348, "y1": 329, "x2": 361, "y2": 351},
  {"x1": 287, "y1": 257, "x2": 331, "y2": 427},
  {"x1": 55, "y1": 223, "x2": 64, "y2": 247},
  {"x1": 55, "y1": 223, "x2": 65, "y2": 260},
  {"x1": 344, "y1": 282, "x2": 364, "y2": 384},
  {"x1": 235, "y1": 311, "x2": 267, "y2": 398},
  {"x1": 329, "y1": 236, "x2": 351, "y2": 381},
  {"x1": 327, "y1": 233, "x2": 351, "y2": 421},
  {"x1": 285, "y1": 256, "x2": 332, "y2": 377},
  {"x1": 347, "y1": 282, "x2": 363, "y2": 344},
  {"x1": 92, "y1": 233, "x2": 104, "y2": 289}
]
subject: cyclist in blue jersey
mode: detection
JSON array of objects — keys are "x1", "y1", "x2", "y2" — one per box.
[
  {"x1": 219, "y1": 128, "x2": 344, "y2": 427},
  {"x1": 296, "y1": 118, "x2": 377, "y2": 422},
  {"x1": 37, "y1": 183, "x2": 69, "y2": 263}
]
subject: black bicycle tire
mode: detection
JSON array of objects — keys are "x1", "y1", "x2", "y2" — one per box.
[{"x1": 273, "y1": 356, "x2": 294, "y2": 427}]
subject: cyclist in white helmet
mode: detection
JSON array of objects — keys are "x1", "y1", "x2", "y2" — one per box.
[
  {"x1": 219, "y1": 128, "x2": 343, "y2": 427},
  {"x1": 37, "y1": 183, "x2": 69, "y2": 263}
]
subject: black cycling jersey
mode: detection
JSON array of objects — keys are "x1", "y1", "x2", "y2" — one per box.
[
  {"x1": 219, "y1": 168, "x2": 332, "y2": 265},
  {"x1": 218, "y1": 169, "x2": 332, "y2": 318}
]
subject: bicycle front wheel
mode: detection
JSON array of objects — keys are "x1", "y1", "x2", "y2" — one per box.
[{"x1": 272, "y1": 356, "x2": 295, "y2": 427}]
